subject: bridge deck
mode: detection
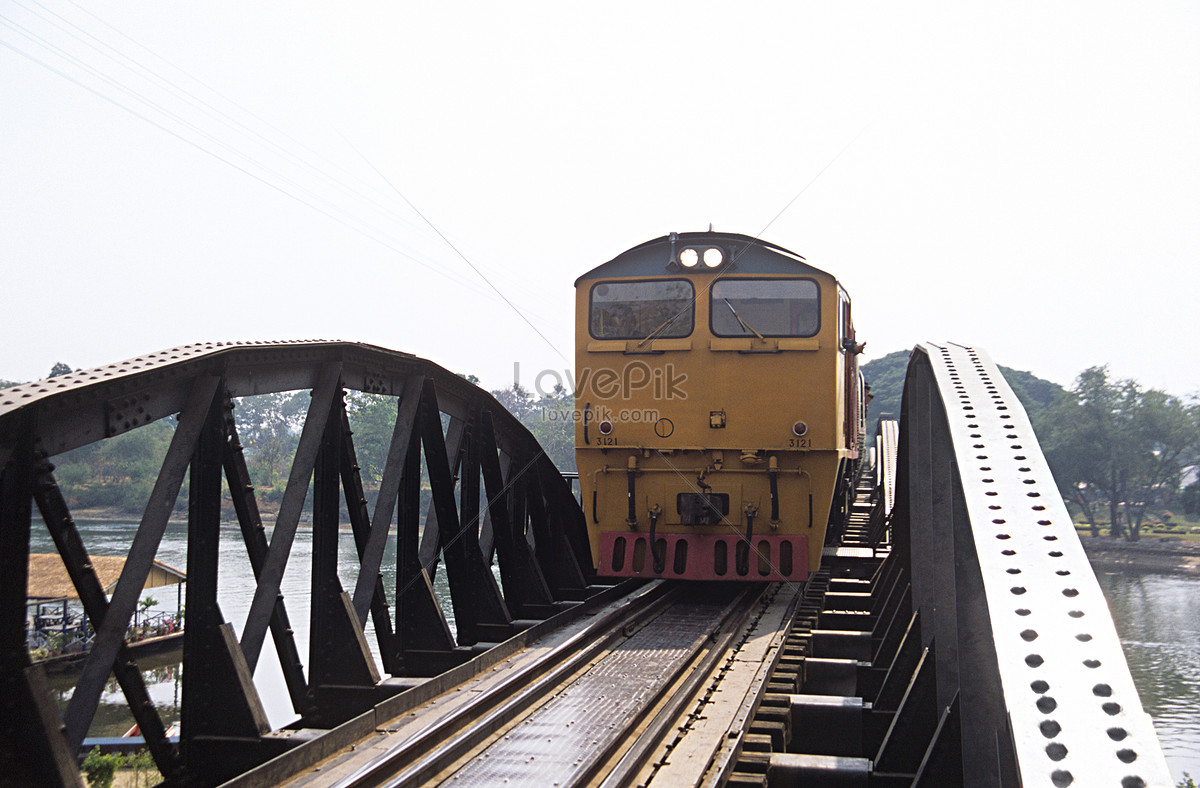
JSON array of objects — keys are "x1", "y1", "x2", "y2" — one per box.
[{"x1": 0, "y1": 341, "x2": 1176, "y2": 786}]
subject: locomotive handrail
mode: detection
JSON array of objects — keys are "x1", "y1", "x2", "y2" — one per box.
[{"x1": 895, "y1": 342, "x2": 1170, "y2": 787}]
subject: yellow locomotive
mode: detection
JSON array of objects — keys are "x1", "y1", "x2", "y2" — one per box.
[{"x1": 574, "y1": 231, "x2": 864, "y2": 581}]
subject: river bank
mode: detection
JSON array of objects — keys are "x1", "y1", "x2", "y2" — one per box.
[{"x1": 1081, "y1": 536, "x2": 1200, "y2": 576}]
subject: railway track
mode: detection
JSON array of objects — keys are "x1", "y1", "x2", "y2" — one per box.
[
  {"x1": 229, "y1": 426, "x2": 925, "y2": 787},
  {"x1": 237, "y1": 577, "x2": 805, "y2": 788}
]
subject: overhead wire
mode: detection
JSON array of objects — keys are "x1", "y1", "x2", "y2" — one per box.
[
  {"x1": 343, "y1": 135, "x2": 573, "y2": 365},
  {"x1": 23, "y1": 0, "x2": 438, "y2": 242},
  {"x1": 0, "y1": 4, "x2": 560, "y2": 323},
  {"x1": 0, "y1": 33, "x2": 496, "y2": 305}
]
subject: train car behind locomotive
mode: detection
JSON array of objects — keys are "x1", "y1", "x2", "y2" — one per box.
[{"x1": 574, "y1": 231, "x2": 864, "y2": 582}]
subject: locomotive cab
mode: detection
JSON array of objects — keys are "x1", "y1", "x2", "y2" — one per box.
[{"x1": 575, "y1": 231, "x2": 862, "y2": 582}]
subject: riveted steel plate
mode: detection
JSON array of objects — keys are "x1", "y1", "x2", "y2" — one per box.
[{"x1": 919, "y1": 342, "x2": 1170, "y2": 788}]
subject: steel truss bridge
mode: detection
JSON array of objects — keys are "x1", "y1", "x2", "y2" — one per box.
[{"x1": 0, "y1": 341, "x2": 1173, "y2": 787}]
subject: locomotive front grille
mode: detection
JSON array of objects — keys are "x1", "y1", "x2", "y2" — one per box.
[{"x1": 598, "y1": 531, "x2": 808, "y2": 582}]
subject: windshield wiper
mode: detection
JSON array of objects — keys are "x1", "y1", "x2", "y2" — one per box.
[
  {"x1": 723, "y1": 298, "x2": 765, "y2": 341},
  {"x1": 636, "y1": 311, "x2": 685, "y2": 348}
]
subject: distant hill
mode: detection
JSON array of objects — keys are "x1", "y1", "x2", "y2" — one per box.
[{"x1": 861, "y1": 349, "x2": 1066, "y2": 435}]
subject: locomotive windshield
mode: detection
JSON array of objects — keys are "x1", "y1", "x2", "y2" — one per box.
[
  {"x1": 711, "y1": 279, "x2": 820, "y2": 337},
  {"x1": 589, "y1": 280, "x2": 694, "y2": 339}
]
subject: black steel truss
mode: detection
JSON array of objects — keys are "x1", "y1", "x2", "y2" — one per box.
[{"x1": 0, "y1": 341, "x2": 595, "y2": 787}]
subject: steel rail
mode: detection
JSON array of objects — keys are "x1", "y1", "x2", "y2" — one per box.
[
  {"x1": 595, "y1": 585, "x2": 770, "y2": 788},
  {"x1": 416, "y1": 583, "x2": 763, "y2": 788},
  {"x1": 329, "y1": 580, "x2": 683, "y2": 788}
]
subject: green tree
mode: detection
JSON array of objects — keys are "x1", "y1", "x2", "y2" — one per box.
[
  {"x1": 1039, "y1": 366, "x2": 1198, "y2": 542},
  {"x1": 491, "y1": 382, "x2": 536, "y2": 420},
  {"x1": 345, "y1": 392, "x2": 399, "y2": 485},
  {"x1": 48, "y1": 361, "x2": 72, "y2": 377},
  {"x1": 1124, "y1": 388, "x2": 1198, "y2": 538},
  {"x1": 53, "y1": 419, "x2": 176, "y2": 513},
  {"x1": 233, "y1": 393, "x2": 305, "y2": 487},
  {"x1": 1038, "y1": 392, "x2": 1106, "y2": 536},
  {"x1": 526, "y1": 384, "x2": 577, "y2": 474},
  {"x1": 861, "y1": 350, "x2": 1065, "y2": 436},
  {"x1": 491, "y1": 383, "x2": 576, "y2": 473},
  {"x1": 81, "y1": 747, "x2": 119, "y2": 788}
]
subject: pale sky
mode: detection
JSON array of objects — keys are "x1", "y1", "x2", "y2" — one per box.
[{"x1": 3, "y1": 2, "x2": 1198, "y2": 397}]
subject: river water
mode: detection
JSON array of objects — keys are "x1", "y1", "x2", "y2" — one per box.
[
  {"x1": 1095, "y1": 569, "x2": 1200, "y2": 783},
  {"x1": 34, "y1": 521, "x2": 1200, "y2": 782}
]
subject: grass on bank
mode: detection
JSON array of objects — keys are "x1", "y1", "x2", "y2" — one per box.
[{"x1": 1072, "y1": 509, "x2": 1200, "y2": 544}]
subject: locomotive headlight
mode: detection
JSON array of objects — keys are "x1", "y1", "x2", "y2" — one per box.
[
  {"x1": 703, "y1": 247, "x2": 724, "y2": 267},
  {"x1": 598, "y1": 420, "x2": 614, "y2": 435},
  {"x1": 792, "y1": 421, "x2": 809, "y2": 437},
  {"x1": 679, "y1": 248, "x2": 699, "y2": 268}
]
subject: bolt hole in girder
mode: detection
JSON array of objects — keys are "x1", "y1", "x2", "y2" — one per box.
[
  {"x1": 933, "y1": 350, "x2": 1166, "y2": 786},
  {"x1": 1051, "y1": 769, "x2": 1074, "y2": 786}
]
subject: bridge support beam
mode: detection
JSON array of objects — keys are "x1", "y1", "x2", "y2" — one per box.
[
  {"x1": 894, "y1": 343, "x2": 1171, "y2": 787},
  {"x1": 308, "y1": 385, "x2": 384, "y2": 727},
  {"x1": 0, "y1": 423, "x2": 81, "y2": 787},
  {"x1": 0, "y1": 340, "x2": 598, "y2": 785}
]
